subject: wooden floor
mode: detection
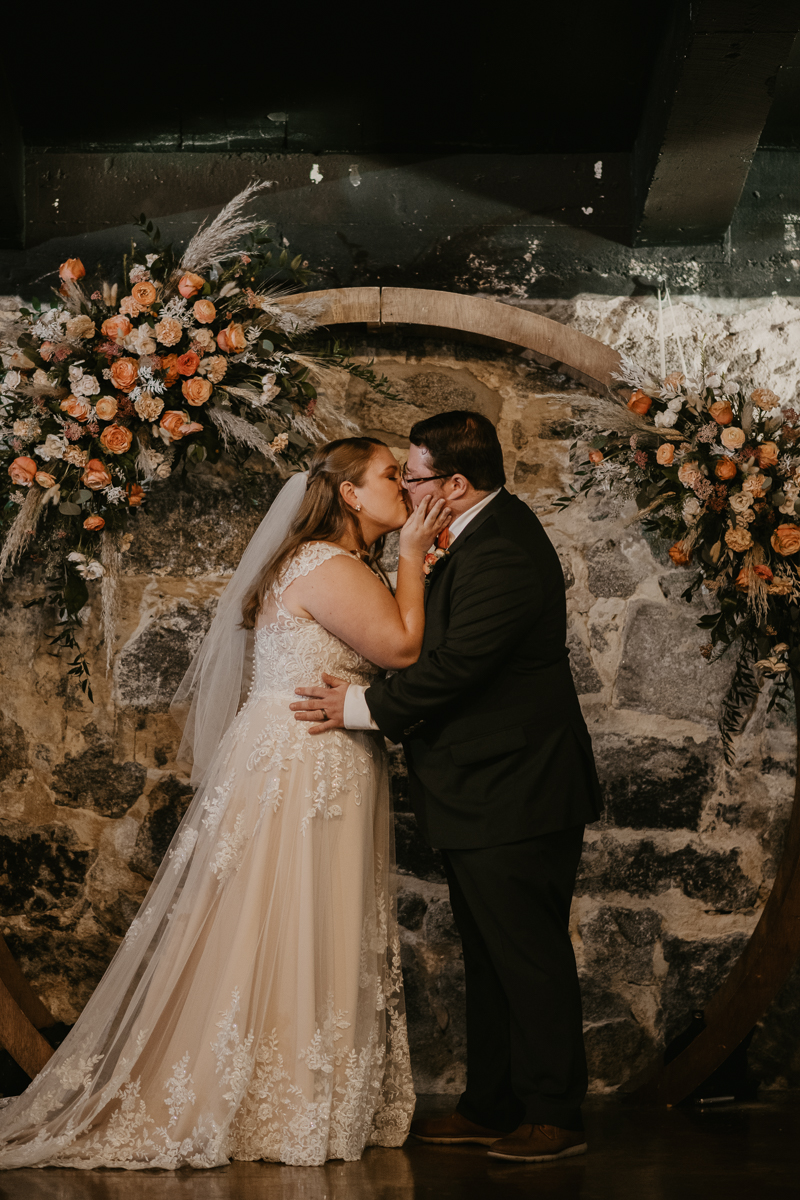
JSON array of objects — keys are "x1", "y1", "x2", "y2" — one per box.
[{"x1": 0, "y1": 1092, "x2": 797, "y2": 1199}]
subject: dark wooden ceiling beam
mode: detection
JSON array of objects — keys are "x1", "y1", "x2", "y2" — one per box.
[{"x1": 633, "y1": 1, "x2": 800, "y2": 246}]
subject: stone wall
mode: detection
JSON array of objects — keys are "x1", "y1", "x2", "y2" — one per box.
[{"x1": 2, "y1": 295, "x2": 800, "y2": 1097}]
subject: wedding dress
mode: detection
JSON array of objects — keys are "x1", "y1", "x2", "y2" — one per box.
[{"x1": 0, "y1": 540, "x2": 415, "y2": 1169}]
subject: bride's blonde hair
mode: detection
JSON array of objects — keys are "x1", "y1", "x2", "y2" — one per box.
[{"x1": 241, "y1": 436, "x2": 388, "y2": 629}]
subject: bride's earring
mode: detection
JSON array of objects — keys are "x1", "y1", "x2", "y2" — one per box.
[{"x1": 356, "y1": 505, "x2": 362, "y2": 511}]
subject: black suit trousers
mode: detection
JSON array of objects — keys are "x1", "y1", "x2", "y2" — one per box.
[{"x1": 441, "y1": 825, "x2": 587, "y2": 1132}]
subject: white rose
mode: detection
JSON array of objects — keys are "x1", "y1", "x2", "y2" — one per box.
[
  {"x1": 73, "y1": 373, "x2": 101, "y2": 397},
  {"x1": 722, "y1": 378, "x2": 740, "y2": 397},
  {"x1": 155, "y1": 462, "x2": 172, "y2": 479},
  {"x1": 33, "y1": 368, "x2": 51, "y2": 390},
  {"x1": 705, "y1": 373, "x2": 722, "y2": 389},
  {"x1": 4, "y1": 370, "x2": 22, "y2": 389},
  {"x1": 654, "y1": 410, "x2": 678, "y2": 428},
  {"x1": 35, "y1": 433, "x2": 66, "y2": 461},
  {"x1": 81, "y1": 559, "x2": 104, "y2": 580},
  {"x1": 682, "y1": 497, "x2": 701, "y2": 523},
  {"x1": 667, "y1": 398, "x2": 683, "y2": 412},
  {"x1": 123, "y1": 326, "x2": 157, "y2": 356},
  {"x1": 729, "y1": 491, "x2": 754, "y2": 513}
]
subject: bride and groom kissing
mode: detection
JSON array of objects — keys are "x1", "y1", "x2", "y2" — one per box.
[{"x1": 0, "y1": 409, "x2": 602, "y2": 1171}]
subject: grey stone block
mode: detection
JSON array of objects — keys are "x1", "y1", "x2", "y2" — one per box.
[
  {"x1": 586, "y1": 537, "x2": 652, "y2": 599},
  {"x1": 51, "y1": 742, "x2": 146, "y2": 819},
  {"x1": 0, "y1": 821, "x2": 96, "y2": 917},
  {"x1": 615, "y1": 599, "x2": 736, "y2": 723},
  {"x1": 594, "y1": 734, "x2": 715, "y2": 830},
  {"x1": 0, "y1": 711, "x2": 28, "y2": 780},
  {"x1": 115, "y1": 600, "x2": 215, "y2": 713},
  {"x1": 660, "y1": 933, "x2": 750, "y2": 1043},
  {"x1": 580, "y1": 905, "x2": 662, "y2": 986},
  {"x1": 130, "y1": 775, "x2": 195, "y2": 880},
  {"x1": 394, "y1": 813, "x2": 447, "y2": 883},
  {"x1": 568, "y1": 630, "x2": 603, "y2": 695}
]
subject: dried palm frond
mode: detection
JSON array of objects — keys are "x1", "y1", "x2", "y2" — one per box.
[
  {"x1": 58, "y1": 278, "x2": 92, "y2": 315},
  {"x1": 570, "y1": 394, "x2": 685, "y2": 442},
  {"x1": 254, "y1": 297, "x2": 326, "y2": 336},
  {"x1": 208, "y1": 407, "x2": 281, "y2": 465},
  {"x1": 0, "y1": 489, "x2": 45, "y2": 577},
  {"x1": 100, "y1": 529, "x2": 122, "y2": 673},
  {"x1": 178, "y1": 181, "x2": 271, "y2": 278},
  {"x1": 135, "y1": 432, "x2": 163, "y2": 481}
]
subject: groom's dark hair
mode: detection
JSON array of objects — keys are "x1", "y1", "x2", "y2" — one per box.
[{"x1": 409, "y1": 410, "x2": 505, "y2": 492}]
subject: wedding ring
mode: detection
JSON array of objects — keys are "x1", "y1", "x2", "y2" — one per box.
[{"x1": 320, "y1": 709, "x2": 328, "y2": 721}]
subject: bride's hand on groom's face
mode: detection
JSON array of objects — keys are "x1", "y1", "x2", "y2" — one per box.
[
  {"x1": 399, "y1": 496, "x2": 451, "y2": 558},
  {"x1": 290, "y1": 673, "x2": 349, "y2": 733}
]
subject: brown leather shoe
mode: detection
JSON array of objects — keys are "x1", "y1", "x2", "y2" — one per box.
[
  {"x1": 410, "y1": 1111, "x2": 509, "y2": 1145},
  {"x1": 487, "y1": 1123, "x2": 588, "y2": 1162}
]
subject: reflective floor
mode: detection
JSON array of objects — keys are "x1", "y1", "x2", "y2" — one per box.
[{"x1": 0, "y1": 1092, "x2": 798, "y2": 1200}]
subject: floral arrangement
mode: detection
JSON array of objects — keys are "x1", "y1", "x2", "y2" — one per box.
[
  {"x1": 0, "y1": 182, "x2": 389, "y2": 697},
  {"x1": 564, "y1": 357, "x2": 800, "y2": 757}
]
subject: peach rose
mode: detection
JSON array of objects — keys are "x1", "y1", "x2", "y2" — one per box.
[
  {"x1": 155, "y1": 317, "x2": 183, "y2": 347},
  {"x1": 178, "y1": 273, "x2": 205, "y2": 298},
  {"x1": 182, "y1": 376, "x2": 212, "y2": 406},
  {"x1": 110, "y1": 357, "x2": 139, "y2": 392},
  {"x1": 134, "y1": 392, "x2": 164, "y2": 420},
  {"x1": 714, "y1": 458, "x2": 737, "y2": 481},
  {"x1": 771, "y1": 523, "x2": 800, "y2": 556},
  {"x1": 627, "y1": 389, "x2": 652, "y2": 415},
  {"x1": 751, "y1": 388, "x2": 779, "y2": 411},
  {"x1": 176, "y1": 351, "x2": 200, "y2": 377},
  {"x1": 59, "y1": 258, "x2": 85, "y2": 281},
  {"x1": 95, "y1": 396, "x2": 118, "y2": 421},
  {"x1": 101, "y1": 314, "x2": 133, "y2": 341},
  {"x1": 201, "y1": 355, "x2": 228, "y2": 383},
  {"x1": 678, "y1": 461, "x2": 702, "y2": 486},
  {"x1": 709, "y1": 400, "x2": 734, "y2": 425},
  {"x1": 126, "y1": 483, "x2": 146, "y2": 506},
  {"x1": 119, "y1": 295, "x2": 142, "y2": 319},
  {"x1": 720, "y1": 426, "x2": 746, "y2": 450},
  {"x1": 668, "y1": 541, "x2": 692, "y2": 565},
  {"x1": 663, "y1": 371, "x2": 685, "y2": 391},
  {"x1": 725, "y1": 526, "x2": 753, "y2": 553},
  {"x1": 131, "y1": 281, "x2": 157, "y2": 308},
  {"x1": 8, "y1": 456, "x2": 37, "y2": 485},
  {"x1": 756, "y1": 441, "x2": 779, "y2": 469},
  {"x1": 743, "y1": 473, "x2": 769, "y2": 497},
  {"x1": 160, "y1": 353, "x2": 180, "y2": 387},
  {"x1": 588, "y1": 449, "x2": 603, "y2": 465},
  {"x1": 193, "y1": 299, "x2": 216, "y2": 324},
  {"x1": 99, "y1": 424, "x2": 133, "y2": 455},
  {"x1": 82, "y1": 459, "x2": 113, "y2": 490},
  {"x1": 160, "y1": 410, "x2": 204, "y2": 440},
  {"x1": 60, "y1": 395, "x2": 91, "y2": 422},
  {"x1": 34, "y1": 470, "x2": 56, "y2": 489},
  {"x1": 656, "y1": 444, "x2": 674, "y2": 466},
  {"x1": 83, "y1": 514, "x2": 105, "y2": 531}
]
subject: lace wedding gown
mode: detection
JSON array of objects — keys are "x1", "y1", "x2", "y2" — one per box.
[{"x1": 0, "y1": 541, "x2": 415, "y2": 1169}]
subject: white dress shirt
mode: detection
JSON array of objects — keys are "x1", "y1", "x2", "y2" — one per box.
[{"x1": 343, "y1": 488, "x2": 502, "y2": 731}]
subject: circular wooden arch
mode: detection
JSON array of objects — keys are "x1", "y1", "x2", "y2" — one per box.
[
  {"x1": 1, "y1": 287, "x2": 798, "y2": 1107},
  {"x1": 283, "y1": 286, "x2": 800, "y2": 1106}
]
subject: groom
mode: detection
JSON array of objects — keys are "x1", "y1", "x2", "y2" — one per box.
[{"x1": 292, "y1": 410, "x2": 602, "y2": 1163}]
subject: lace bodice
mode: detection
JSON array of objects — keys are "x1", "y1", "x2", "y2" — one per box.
[{"x1": 251, "y1": 541, "x2": 380, "y2": 697}]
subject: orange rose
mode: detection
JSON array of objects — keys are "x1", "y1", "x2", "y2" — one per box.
[
  {"x1": 131, "y1": 281, "x2": 156, "y2": 308},
  {"x1": 178, "y1": 273, "x2": 205, "y2": 298},
  {"x1": 82, "y1": 458, "x2": 113, "y2": 490},
  {"x1": 193, "y1": 299, "x2": 216, "y2": 324},
  {"x1": 668, "y1": 541, "x2": 692, "y2": 565},
  {"x1": 588, "y1": 449, "x2": 603, "y2": 465},
  {"x1": 83, "y1": 515, "x2": 105, "y2": 531},
  {"x1": 709, "y1": 400, "x2": 734, "y2": 425},
  {"x1": 59, "y1": 258, "x2": 85, "y2": 281},
  {"x1": 720, "y1": 426, "x2": 746, "y2": 450},
  {"x1": 714, "y1": 458, "x2": 737, "y2": 480},
  {"x1": 176, "y1": 351, "x2": 200, "y2": 377},
  {"x1": 771, "y1": 523, "x2": 800, "y2": 557},
  {"x1": 126, "y1": 483, "x2": 146, "y2": 507},
  {"x1": 99, "y1": 424, "x2": 133, "y2": 455},
  {"x1": 161, "y1": 353, "x2": 180, "y2": 387},
  {"x1": 160, "y1": 410, "x2": 204, "y2": 440},
  {"x1": 34, "y1": 470, "x2": 57, "y2": 488},
  {"x1": 101, "y1": 314, "x2": 133, "y2": 341},
  {"x1": 110, "y1": 357, "x2": 139, "y2": 392},
  {"x1": 95, "y1": 397, "x2": 118, "y2": 421},
  {"x1": 754, "y1": 565, "x2": 774, "y2": 582},
  {"x1": 756, "y1": 441, "x2": 779, "y2": 469},
  {"x1": 656, "y1": 444, "x2": 674, "y2": 466},
  {"x1": 8, "y1": 456, "x2": 37, "y2": 485},
  {"x1": 182, "y1": 377, "x2": 213, "y2": 406},
  {"x1": 627, "y1": 389, "x2": 652, "y2": 416},
  {"x1": 60, "y1": 395, "x2": 91, "y2": 422}
]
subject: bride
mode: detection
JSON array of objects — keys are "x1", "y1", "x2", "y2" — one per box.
[{"x1": 0, "y1": 436, "x2": 450, "y2": 1170}]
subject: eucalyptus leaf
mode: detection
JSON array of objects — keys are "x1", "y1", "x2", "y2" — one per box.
[
  {"x1": 77, "y1": 489, "x2": 92, "y2": 502},
  {"x1": 59, "y1": 501, "x2": 82, "y2": 516},
  {"x1": 741, "y1": 399, "x2": 754, "y2": 436}
]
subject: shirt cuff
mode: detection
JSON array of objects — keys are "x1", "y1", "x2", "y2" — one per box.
[{"x1": 343, "y1": 684, "x2": 380, "y2": 731}]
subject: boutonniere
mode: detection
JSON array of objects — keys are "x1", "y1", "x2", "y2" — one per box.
[{"x1": 423, "y1": 528, "x2": 451, "y2": 585}]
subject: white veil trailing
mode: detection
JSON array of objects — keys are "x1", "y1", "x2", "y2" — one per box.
[{"x1": 170, "y1": 471, "x2": 308, "y2": 785}]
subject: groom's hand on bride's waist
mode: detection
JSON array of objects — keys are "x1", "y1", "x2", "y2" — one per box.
[{"x1": 291, "y1": 673, "x2": 349, "y2": 734}]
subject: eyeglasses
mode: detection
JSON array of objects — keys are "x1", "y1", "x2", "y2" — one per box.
[{"x1": 401, "y1": 469, "x2": 452, "y2": 488}]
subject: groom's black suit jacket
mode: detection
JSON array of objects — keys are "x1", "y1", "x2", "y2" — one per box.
[{"x1": 365, "y1": 488, "x2": 603, "y2": 849}]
